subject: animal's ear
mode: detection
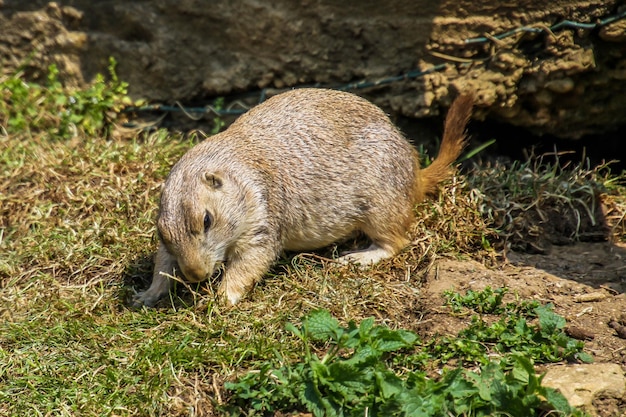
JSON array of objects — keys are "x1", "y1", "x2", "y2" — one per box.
[{"x1": 203, "y1": 172, "x2": 223, "y2": 189}]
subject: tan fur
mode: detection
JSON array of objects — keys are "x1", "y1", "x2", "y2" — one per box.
[{"x1": 133, "y1": 89, "x2": 472, "y2": 307}]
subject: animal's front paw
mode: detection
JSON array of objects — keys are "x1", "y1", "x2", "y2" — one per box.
[
  {"x1": 132, "y1": 290, "x2": 161, "y2": 308},
  {"x1": 217, "y1": 280, "x2": 246, "y2": 306}
]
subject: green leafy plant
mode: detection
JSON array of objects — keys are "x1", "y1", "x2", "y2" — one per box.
[
  {"x1": 224, "y1": 305, "x2": 587, "y2": 416},
  {"x1": 379, "y1": 355, "x2": 582, "y2": 417},
  {"x1": 225, "y1": 309, "x2": 418, "y2": 416},
  {"x1": 0, "y1": 57, "x2": 135, "y2": 138}
]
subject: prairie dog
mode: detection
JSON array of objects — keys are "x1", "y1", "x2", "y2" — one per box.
[{"x1": 133, "y1": 88, "x2": 472, "y2": 307}]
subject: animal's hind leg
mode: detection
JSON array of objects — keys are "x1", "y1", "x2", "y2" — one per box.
[{"x1": 337, "y1": 206, "x2": 412, "y2": 265}]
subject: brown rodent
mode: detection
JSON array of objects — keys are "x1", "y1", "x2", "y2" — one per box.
[{"x1": 133, "y1": 88, "x2": 472, "y2": 307}]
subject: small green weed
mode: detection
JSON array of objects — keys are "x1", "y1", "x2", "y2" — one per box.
[
  {"x1": 225, "y1": 309, "x2": 419, "y2": 416},
  {"x1": 210, "y1": 97, "x2": 226, "y2": 135},
  {"x1": 443, "y1": 286, "x2": 510, "y2": 314}
]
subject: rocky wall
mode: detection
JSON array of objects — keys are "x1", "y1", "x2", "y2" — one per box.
[{"x1": 1, "y1": 0, "x2": 625, "y2": 138}]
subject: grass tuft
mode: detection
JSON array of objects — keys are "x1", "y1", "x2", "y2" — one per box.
[{"x1": 466, "y1": 153, "x2": 621, "y2": 252}]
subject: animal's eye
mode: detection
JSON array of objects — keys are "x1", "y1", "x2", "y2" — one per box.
[{"x1": 203, "y1": 212, "x2": 212, "y2": 232}]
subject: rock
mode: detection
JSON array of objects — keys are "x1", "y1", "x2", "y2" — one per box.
[
  {"x1": 542, "y1": 363, "x2": 626, "y2": 416},
  {"x1": 609, "y1": 317, "x2": 626, "y2": 339},
  {"x1": 600, "y1": 19, "x2": 626, "y2": 42}
]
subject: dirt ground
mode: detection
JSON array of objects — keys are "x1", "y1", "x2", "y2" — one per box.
[{"x1": 422, "y1": 241, "x2": 626, "y2": 415}]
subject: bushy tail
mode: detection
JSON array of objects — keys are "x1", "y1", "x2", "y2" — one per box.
[{"x1": 419, "y1": 94, "x2": 473, "y2": 196}]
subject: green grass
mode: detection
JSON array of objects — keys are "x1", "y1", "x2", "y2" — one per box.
[
  {"x1": 0, "y1": 271, "x2": 300, "y2": 416},
  {"x1": 2, "y1": 63, "x2": 625, "y2": 416}
]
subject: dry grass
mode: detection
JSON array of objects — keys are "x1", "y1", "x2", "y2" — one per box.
[{"x1": 1, "y1": 122, "x2": 625, "y2": 416}]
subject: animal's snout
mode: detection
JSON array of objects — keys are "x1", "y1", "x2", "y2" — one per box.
[{"x1": 179, "y1": 263, "x2": 212, "y2": 283}]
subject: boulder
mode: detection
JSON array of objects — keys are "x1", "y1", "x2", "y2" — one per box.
[{"x1": 542, "y1": 363, "x2": 626, "y2": 416}]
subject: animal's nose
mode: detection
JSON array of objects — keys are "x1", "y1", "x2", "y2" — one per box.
[{"x1": 180, "y1": 264, "x2": 209, "y2": 283}]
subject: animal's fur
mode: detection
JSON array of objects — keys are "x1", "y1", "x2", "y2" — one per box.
[{"x1": 134, "y1": 88, "x2": 472, "y2": 306}]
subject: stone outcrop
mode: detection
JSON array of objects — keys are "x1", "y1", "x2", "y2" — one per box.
[{"x1": 1, "y1": 0, "x2": 625, "y2": 138}]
